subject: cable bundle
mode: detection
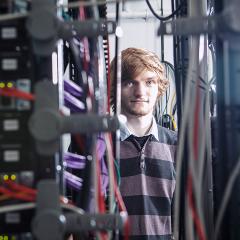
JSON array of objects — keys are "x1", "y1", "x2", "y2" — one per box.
[
  {"x1": 0, "y1": 0, "x2": 128, "y2": 238},
  {"x1": 61, "y1": 2, "x2": 129, "y2": 239},
  {"x1": 64, "y1": 152, "x2": 86, "y2": 169},
  {"x1": 173, "y1": 1, "x2": 213, "y2": 239},
  {"x1": 0, "y1": 179, "x2": 72, "y2": 206},
  {"x1": 0, "y1": 180, "x2": 36, "y2": 202}
]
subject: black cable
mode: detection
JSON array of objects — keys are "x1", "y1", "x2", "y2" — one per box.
[
  {"x1": 160, "y1": 0, "x2": 164, "y2": 61},
  {"x1": 172, "y1": 102, "x2": 177, "y2": 116},
  {"x1": 113, "y1": 2, "x2": 120, "y2": 115},
  {"x1": 145, "y1": 0, "x2": 184, "y2": 21},
  {"x1": 154, "y1": 60, "x2": 175, "y2": 124},
  {"x1": 161, "y1": 85, "x2": 170, "y2": 115},
  {"x1": 162, "y1": 61, "x2": 175, "y2": 115},
  {"x1": 162, "y1": 60, "x2": 175, "y2": 72},
  {"x1": 68, "y1": 39, "x2": 85, "y2": 89},
  {"x1": 154, "y1": 97, "x2": 162, "y2": 125}
]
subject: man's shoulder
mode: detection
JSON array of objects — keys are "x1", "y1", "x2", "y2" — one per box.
[{"x1": 156, "y1": 125, "x2": 178, "y2": 145}]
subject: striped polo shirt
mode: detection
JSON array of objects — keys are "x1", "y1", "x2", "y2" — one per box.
[{"x1": 120, "y1": 117, "x2": 177, "y2": 240}]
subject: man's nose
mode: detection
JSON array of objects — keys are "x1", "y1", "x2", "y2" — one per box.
[{"x1": 134, "y1": 82, "x2": 146, "y2": 96}]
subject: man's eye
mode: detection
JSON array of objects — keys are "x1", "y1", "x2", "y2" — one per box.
[
  {"x1": 146, "y1": 80, "x2": 154, "y2": 86},
  {"x1": 125, "y1": 81, "x2": 133, "y2": 87}
]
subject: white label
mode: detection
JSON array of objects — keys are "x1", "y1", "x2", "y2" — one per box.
[
  {"x1": 166, "y1": 23, "x2": 172, "y2": 34},
  {"x1": 17, "y1": 79, "x2": 30, "y2": 92},
  {"x1": 3, "y1": 119, "x2": 19, "y2": 131},
  {"x1": 1, "y1": 27, "x2": 17, "y2": 39},
  {"x1": 2, "y1": 59, "x2": 18, "y2": 70},
  {"x1": 4, "y1": 150, "x2": 20, "y2": 162},
  {"x1": 6, "y1": 213, "x2": 20, "y2": 223},
  {"x1": 16, "y1": 79, "x2": 31, "y2": 110}
]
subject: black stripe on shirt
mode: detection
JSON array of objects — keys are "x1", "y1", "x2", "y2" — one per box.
[
  {"x1": 120, "y1": 157, "x2": 175, "y2": 180},
  {"x1": 125, "y1": 235, "x2": 172, "y2": 240},
  {"x1": 123, "y1": 195, "x2": 171, "y2": 216}
]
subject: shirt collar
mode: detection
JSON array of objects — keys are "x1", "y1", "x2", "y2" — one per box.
[{"x1": 120, "y1": 116, "x2": 159, "y2": 141}]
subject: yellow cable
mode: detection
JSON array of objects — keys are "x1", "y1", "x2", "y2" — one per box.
[
  {"x1": 170, "y1": 92, "x2": 176, "y2": 116},
  {"x1": 170, "y1": 114, "x2": 177, "y2": 131}
]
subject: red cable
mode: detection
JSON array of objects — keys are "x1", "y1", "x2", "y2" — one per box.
[
  {"x1": 190, "y1": 79, "x2": 206, "y2": 239},
  {"x1": 187, "y1": 174, "x2": 206, "y2": 240},
  {"x1": 0, "y1": 186, "x2": 35, "y2": 202},
  {"x1": 0, "y1": 87, "x2": 35, "y2": 100},
  {"x1": 96, "y1": 150, "x2": 106, "y2": 213},
  {"x1": 96, "y1": 151, "x2": 108, "y2": 240},
  {"x1": 2, "y1": 180, "x2": 73, "y2": 205},
  {"x1": 74, "y1": 135, "x2": 85, "y2": 153},
  {"x1": 96, "y1": 155, "x2": 106, "y2": 213},
  {"x1": 5, "y1": 180, "x2": 37, "y2": 196},
  {"x1": 107, "y1": 133, "x2": 129, "y2": 240},
  {"x1": 108, "y1": 134, "x2": 126, "y2": 212}
]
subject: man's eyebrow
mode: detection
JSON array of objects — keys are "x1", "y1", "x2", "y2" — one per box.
[{"x1": 145, "y1": 77, "x2": 157, "y2": 81}]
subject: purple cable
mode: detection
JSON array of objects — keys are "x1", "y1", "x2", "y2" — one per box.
[
  {"x1": 63, "y1": 137, "x2": 110, "y2": 193},
  {"x1": 64, "y1": 91, "x2": 85, "y2": 113},
  {"x1": 64, "y1": 152, "x2": 86, "y2": 169},
  {"x1": 97, "y1": 136, "x2": 106, "y2": 159},
  {"x1": 64, "y1": 171, "x2": 83, "y2": 190},
  {"x1": 64, "y1": 79, "x2": 83, "y2": 97},
  {"x1": 97, "y1": 136, "x2": 109, "y2": 194}
]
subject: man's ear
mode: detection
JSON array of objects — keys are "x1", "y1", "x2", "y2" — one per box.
[{"x1": 157, "y1": 91, "x2": 162, "y2": 98}]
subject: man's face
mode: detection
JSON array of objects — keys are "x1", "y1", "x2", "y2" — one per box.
[{"x1": 121, "y1": 70, "x2": 159, "y2": 117}]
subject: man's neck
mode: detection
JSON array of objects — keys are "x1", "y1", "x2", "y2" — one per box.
[{"x1": 125, "y1": 113, "x2": 153, "y2": 137}]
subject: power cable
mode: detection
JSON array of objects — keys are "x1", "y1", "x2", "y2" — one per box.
[{"x1": 145, "y1": 0, "x2": 184, "y2": 21}]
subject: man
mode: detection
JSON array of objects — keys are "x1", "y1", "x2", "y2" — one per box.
[{"x1": 111, "y1": 48, "x2": 177, "y2": 240}]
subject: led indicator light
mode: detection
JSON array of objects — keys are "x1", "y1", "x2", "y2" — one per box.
[
  {"x1": 10, "y1": 174, "x2": 16, "y2": 181},
  {"x1": 7, "y1": 82, "x2": 13, "y2": 88},
  {"x1": 3, "y1": 175, "x2": 8, "y2": 181}
]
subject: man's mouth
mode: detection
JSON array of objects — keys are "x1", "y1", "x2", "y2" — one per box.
[{"x1": 131, "y1": 99, "x2": 148, "y2": 103}]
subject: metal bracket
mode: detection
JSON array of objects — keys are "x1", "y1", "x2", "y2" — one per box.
[
  {"x1": 60, "y1": 19, "x2": 117, "y2": 40},
  {"x1": 158, "y1": 1, "x2": 240, "y2": 41},
  {"x1": 28, "y1": 81, "x2": 120, "y2": 155},
  {"x1": 32, "y1": 180, "x2": 126, "y2": 240},
  {"x1": 32, "y1": 180, "x2": 65, "y2": 240},
  {"x1": 26, "y1": 0, "x2": 117, "y2": 56}
]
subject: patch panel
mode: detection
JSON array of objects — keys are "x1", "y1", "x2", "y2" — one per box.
[{"x1": 0, "y1": 4, "x2": 56, "y2": 236}]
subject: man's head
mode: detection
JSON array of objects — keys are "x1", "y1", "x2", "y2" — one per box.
[{"x1": 110, "y1": 47, "x2": 169, "y2": 117}]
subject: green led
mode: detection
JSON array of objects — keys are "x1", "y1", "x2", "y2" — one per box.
[
  {"x1": 0, "y1": 82, "x2": 5, "y2": 88},
  {"x1": 3, "y1": 236, "x2": 8, "y2": 240}
]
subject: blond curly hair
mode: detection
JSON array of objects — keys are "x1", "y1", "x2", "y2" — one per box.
[{"x1": 110, "y1": 48, "x2": 169, "y2": 111}]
